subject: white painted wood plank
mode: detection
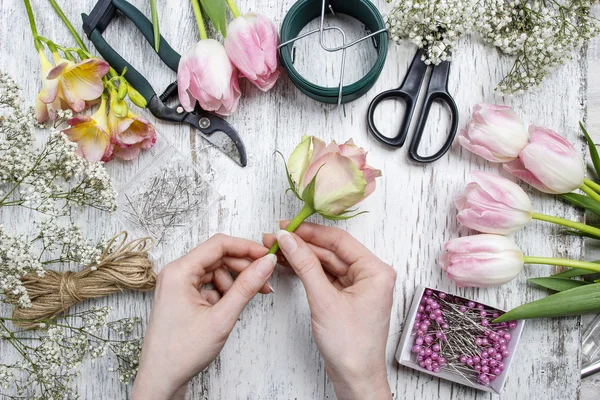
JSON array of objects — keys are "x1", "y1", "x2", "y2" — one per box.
[{"x1": 0, "y1": 0, "x2": 589, "y2": 399}]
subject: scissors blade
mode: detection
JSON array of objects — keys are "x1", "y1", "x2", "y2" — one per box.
[{"x1": 184, "y1": 113, "x2": 247, "y2": 167}]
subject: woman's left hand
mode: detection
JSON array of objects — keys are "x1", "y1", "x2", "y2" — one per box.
[{"x1": 131, "y1": 234, "x2": 276, "y2": 400}]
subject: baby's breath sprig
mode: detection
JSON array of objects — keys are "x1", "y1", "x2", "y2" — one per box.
[
  {"x1": 0, "y1": 307, "x2": 143, "y2": 399},
  {"x1": 385, "y1": 0, "x2": 600, "y2": 93}
]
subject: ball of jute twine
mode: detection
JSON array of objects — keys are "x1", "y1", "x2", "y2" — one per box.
[{"x1": 11, "y1": 231, "x2": 156, "y2": 329}]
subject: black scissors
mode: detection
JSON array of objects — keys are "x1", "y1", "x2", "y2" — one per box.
[
  {"x1": 82, "y1": 0, "x2": 247, "y2": 167},
  {"x1": 367, "y1": 49, "x2": 458, "y2": 163}
]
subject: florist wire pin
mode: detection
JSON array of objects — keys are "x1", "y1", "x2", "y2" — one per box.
[{"x1": 278, "y1": 0, "x2": 388, "y2": 106}]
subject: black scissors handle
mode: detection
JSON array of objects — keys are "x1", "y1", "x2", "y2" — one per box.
[
  {"x1": 409, "y1": 59, "x2": 459, "y2": 163},
  {"x1": 367, "y1": 50, "x2": 426, "y2": 148}
]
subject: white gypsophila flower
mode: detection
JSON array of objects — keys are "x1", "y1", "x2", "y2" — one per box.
[{"x1": 385, "y1": 0, "x2": 600, "y2": 93}]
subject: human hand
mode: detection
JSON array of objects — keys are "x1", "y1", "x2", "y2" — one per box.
[
  {"x1": 131, "y1": 234, "x2": 276, "y2": 400},
  {"x1": 263, "y1": 222, "x2": 396, "y2": 400}
]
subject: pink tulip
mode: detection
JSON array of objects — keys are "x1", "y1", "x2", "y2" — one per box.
[
  {"x1": 504, "y1": 125, "x2": 585, "y2": 194},
  {"x1": 224, "y1": 13, "x2": 280, "y2": 91},
  {"x1": 177, "y1": 39, "x2": 241, "y2": 116},
  {"x1": 458, "y1": 103, "x2": 528, "y2": 162},
  {"x1": 107, "y1": 109, "x2": 157, "y2": 161},
  {"x1": 287, "y1": 136, "x2": 381, "y2": 216},
  {"x1": 440, "y1": 234, "x2": 524, "y2": 287},
  {"x1": 455, "y1": 172, "x2": 533, "y2": 234},
  {"x1": 62, "y1": 97, "x2": 111, "y2": 162}
]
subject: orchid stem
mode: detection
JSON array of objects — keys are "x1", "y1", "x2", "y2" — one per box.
[
  {"x1": 225, "y1": 0, "x2": 242, "y2": 18},
  {"x1": 524, "y1": 256, "x2": 600, "y2": 273},
  {"x1": 191, "y1": 0, "x2": 208, "y2": 40},
  {"x1": 581, "y1": 183, "x2": 600, "y2": 203},
  {"x1": 47, "y1": 0, "x2": 89, "y2": 52},
  {"x1": 584, "y1": 178, "x2": 600, "y2": 195},
  {"x1": 24, "y1": 0, "x2": 44, "y2": 51},
  {"x1": 268, "y1": 204, "x2": 315, "y2": 254},
  {"x1": 532, "y1": 212, "x2": 600, "y2": 238}
]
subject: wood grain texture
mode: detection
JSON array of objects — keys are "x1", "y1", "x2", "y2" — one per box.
[{"x1": 0, "y1": 0, "x2": 591, "y2": 398}]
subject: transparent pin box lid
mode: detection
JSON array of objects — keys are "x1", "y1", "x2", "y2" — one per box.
[
  {"x1": 396, "y1": 285, "x2": 526, "y2": 394},
  {"x1": 111, "y1": 132, "x2": 221, "y2": 259}
]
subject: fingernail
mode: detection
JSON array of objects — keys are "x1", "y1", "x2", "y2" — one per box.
[
  {"x1": 276, "y1": 230, "x2": 297, "y2": 252},
  {"x1": 256, "y1": 254, "x2": 277, "y2": 278},
  {"x1": 267, "y1": 282, "x2": 275, "y2": 293}
]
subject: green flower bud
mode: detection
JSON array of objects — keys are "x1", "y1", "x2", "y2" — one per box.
[{"x1": 127, "y1": 86, "x2": 147, "y2": 108}]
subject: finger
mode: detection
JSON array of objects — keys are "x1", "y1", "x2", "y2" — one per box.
[
  {"x1": 214, "y1": 254, "x2": 277, "y2": 322},
  {"x1": 221, "y1": 256, "x2": 272, "y2": 294},
  {"x1": 275, "y1": 230, "x2": 334, "y2": 300},
  {"x1": 213, "y1": 267, "x2": 234, "y2": 293},
  {"x1": 176, "y1": 234, "x2": 268, "y2": 277},
  {"x1": 201, "y1": 289, "x2": 221, "y2": 305},
  {"x1": 279, "y1": 221, "x2": 374, "y2": 265}
]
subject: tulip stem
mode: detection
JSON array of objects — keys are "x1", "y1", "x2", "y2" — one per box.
[
  {"x1": 584, "y1": 178, "x2": 600, "y2": 195},
  {"x1": 23, "y1": 0, "x2": 44, "y2": 51},
  {"x1": 581, "y1": 183, "x2": 600, "y2": 204},
  {"x1": 225, "y1": 0, "x2": 242, "y2": 18},
  {"x1": 47, "y1": 0, "x2": 89, "y2": 52},
  {"x1": 191, "y1": 0, "x2": 208, "y2": 40},
  {"x1": 532, "y1": 212, "x2": 600, "y2": 239},
  {"x1": 267, "y1": 204, "x2": 316, "y2": 255},
  {"x1": 524, "y1": 256, "x2": 600, "y2": 273}
]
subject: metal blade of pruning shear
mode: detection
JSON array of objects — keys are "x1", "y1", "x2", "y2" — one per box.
[{"x1": 184, "y1": 112, "x2": 247, "y2": 167}]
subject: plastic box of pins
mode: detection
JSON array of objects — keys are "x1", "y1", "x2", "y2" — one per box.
[{"x1": 395, "y1": 285, "x2": 526, "y2": 393}]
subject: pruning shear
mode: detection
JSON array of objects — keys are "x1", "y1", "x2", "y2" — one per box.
[{"x1": 82, "y1": 0, "x2": 247, "y2": 167}]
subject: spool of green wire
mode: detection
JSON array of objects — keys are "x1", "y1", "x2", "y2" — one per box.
[{"x1": 279, "y1": 0, "x2": 388, "y2": 104}]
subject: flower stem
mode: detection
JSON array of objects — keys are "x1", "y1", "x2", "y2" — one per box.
[
  {"x1": 47, "y1": 0, "x2": 89, "y2": 52},
  {"x1": 524, "y1": 256, "x2": 600, "y2": 273},
  {"x1": 24, "y1": 0, "x2": 44, "y2": 51},
  {"x1": 191, "y1": 0, "x2": 208, "y2": 40},
  {"x1": 268, "y1": 204, "x2": 316, "y2": 254},
  {"x1": 532, "y1": 212, "x2": 600, "y2": 238},
  {"x1": 580, "y1": 183, "x2": 600, "y2": 203},
  {"x1": 584, "y1": 178, "x2": 600, "y2": 194},
  {"x1": 225, "y1": 0, "x2": 242, "y2": 18}
]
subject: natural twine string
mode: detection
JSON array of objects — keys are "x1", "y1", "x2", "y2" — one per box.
[{"x1": 11, "y1": 231, "x2": 156, "y2": 329}]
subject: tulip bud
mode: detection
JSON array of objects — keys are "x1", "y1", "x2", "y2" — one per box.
[
  {"x1": 457, "y1": 103, "x2": 528, "y2": 162},
  {"x1": 127, "y1": 85, "x2": 147, "y2": 108},
  {"x1": 440, "y1": 234, "x2": 524, "y2": 287},
  {"x1": 455, "y1": 172, "x2": 533, "y2": 234},
  {"x1": 504, "y1": 125, "x2": 585, "y2": 194}
]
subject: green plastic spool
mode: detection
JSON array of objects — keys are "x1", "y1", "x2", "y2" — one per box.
[{"x1": 279, "y1": 0, "x2": 388, "y2": 104}]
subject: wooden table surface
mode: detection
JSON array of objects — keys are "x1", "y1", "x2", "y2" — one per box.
[{"x1": 0, "y1": 0, "x2": 593, "y2": 398}]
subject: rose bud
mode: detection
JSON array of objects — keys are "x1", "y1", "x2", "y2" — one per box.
[
  {"x1": 455, "y1": 172, "x2": 533, "y2": 234},
  {"x1": 440, "y1": 234, "x2": 524, "y2": 287},
  {"x1": 457, "y1": 103, "x2": 528, "y2": 162},
  {"x1": 224, "y1": 13, "x2": 280, "y2": 91},
  {"x1": 504, "y1": 125, "x2": 585, "y2": 194},
  {"x1": 177, "y1": 39, "x2": 241, "y2": 116}
]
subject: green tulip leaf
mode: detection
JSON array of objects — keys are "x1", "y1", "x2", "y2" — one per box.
[
  {"x1": 552, "y1": 267, "x2": 597, "y2": 278},
  {"x1": 200, "y1": 0, "x2": 227, "y2": 36},
  {"x1": 561, "y1": 193, "x2": 600, "y2": 218},
  {"x1": 528, "y1": 277, "x2": 591, "y2": 292},
  {"x1": 150, "y1": 0, "x2": 160, "y2": 52},
  {"x1": 494, "y1": 283, "x2": 600, "y2": 322},
  {"x1": 581, "y1": 122, "x2": 600, "y2": 180},
  {"x1": 276, "y1": 151, "x2": 301, "y2": 201}
]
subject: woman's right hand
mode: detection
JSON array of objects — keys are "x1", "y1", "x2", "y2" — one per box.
[{"x1": 264, "y1": 222, "x2": 396, "y2": 400}]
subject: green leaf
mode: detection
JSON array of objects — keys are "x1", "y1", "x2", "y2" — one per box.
[
  {"x1": 581, "y1": 122, "x2": 600, "y2": 180},
  {"x1": 301, "y1": 166, "x2": 323, "y2": 211},
  {"x1": 318, "y1": 210, "x2": 369, "y2": 221},
  {"x1": 494, "y1": 283, "x2": 600, "y2": 322},
  {"x1": 275, "y1": 151, "x2": 301, "y2": 201},
  {"x1": 552, "y1": 267, "x2": 597, "y2": 278},
  {"x1": 199, "y1": 0, "x2": 227, "y2": 36},
  {"x1": 528, "y1": 277, "x2": 591, "y2": 292},
  {"x1": 150, "y1": 0, "x2": 160, "y2": 52},
  {"x1": 561, "y1": 193, "x2": 600, "y2": 218}
]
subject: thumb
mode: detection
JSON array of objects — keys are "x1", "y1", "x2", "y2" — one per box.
[
  {"x1": 275, "y1": 230, "x2": 334, "y2": 300},
  {"x1": 214, "y1": 254, "x2": 277, "y2": 321}
]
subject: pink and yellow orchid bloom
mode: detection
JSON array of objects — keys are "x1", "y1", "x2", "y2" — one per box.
[
  {"x1": 62, "y1": 97, "x2": 112, "y2": 162},
  {"x1": 48, "y1": 53, "x2": 109, "y2": 113}
]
